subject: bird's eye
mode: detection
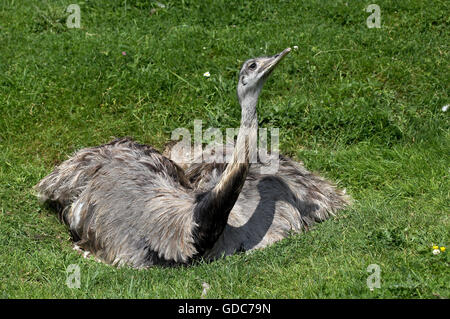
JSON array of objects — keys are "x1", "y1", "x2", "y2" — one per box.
[{"x1": 249, "y1": 62, "x2": 257, "y2": 70}]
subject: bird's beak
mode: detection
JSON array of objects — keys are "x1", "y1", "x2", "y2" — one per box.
[{"x1": 259, "y1": 47, "x2": 291, "y2": 77}]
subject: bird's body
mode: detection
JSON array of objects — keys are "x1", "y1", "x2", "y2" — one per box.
[
  {"x1": 37, "y1": 138, "x2": 198, "y2": 267},
  {"x1": 35, "y1": 48, "x2": 350, "y2": 268},
  {"x1": 165, "y1": 144, "x2": 349, "y2": 260}
]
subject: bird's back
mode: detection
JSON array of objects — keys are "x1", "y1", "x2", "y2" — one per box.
[
  {"x1": 35, "y1": 138, "x2": 189, "y2": 208},
  {"x1": 34, "y1": 137, "x2": 196, "y2": 267},
  {"x1": 183, "y1": 154, "x2": 350, "y2": 259}
]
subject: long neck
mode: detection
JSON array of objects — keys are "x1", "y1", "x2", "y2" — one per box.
[{"x1": 192, "y1": 95, "x2": 258, "y2": 255}]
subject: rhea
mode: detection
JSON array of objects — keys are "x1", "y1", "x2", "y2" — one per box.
[{"x1": 35, "y1": 48, "x2": 349, "y2": 268}]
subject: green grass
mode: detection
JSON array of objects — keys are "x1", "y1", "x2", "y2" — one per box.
[{"x1": 0, "y1": 0, "x2": 449, "y2": 298}]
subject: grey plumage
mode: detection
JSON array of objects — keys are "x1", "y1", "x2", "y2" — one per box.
[
  {"x1": 36, "y1": 138, "x2": 197, "y2": 267},
  {"x1": 35, "y1": 48, "x2": 350, "y2": 268},
  {"x1": 166, "y1": 147, "x2": 350, "y2": 260}
]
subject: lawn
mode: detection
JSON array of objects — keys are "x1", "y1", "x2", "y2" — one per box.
[{"x1": 0, "y1": 0, "x2": 448, "y2": 298}]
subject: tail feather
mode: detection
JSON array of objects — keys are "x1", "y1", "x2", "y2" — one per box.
[{"x1": 34, "y1": 151, "x2": 102, "y2": 208}]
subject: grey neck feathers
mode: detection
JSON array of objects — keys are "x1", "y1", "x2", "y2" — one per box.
[{"x1": 192, "y1": 93, "x2": 259, "y2": 255}]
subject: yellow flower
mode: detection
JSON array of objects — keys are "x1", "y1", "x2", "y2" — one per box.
[
  {"x1": 440, "y1": 247, "x2": 446, "y2": 252},
  {"x1": 432, "y1": 245, "x2": 439, "y2": 250}
]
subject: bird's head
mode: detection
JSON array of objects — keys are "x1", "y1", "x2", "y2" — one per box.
[{"x1": 237, "y1": 47, "x2": 291, "y2": 105}]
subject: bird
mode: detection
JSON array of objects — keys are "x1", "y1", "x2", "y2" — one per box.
[{"x1": 35, "y1": 48, "x2": 349, "y2": 268}]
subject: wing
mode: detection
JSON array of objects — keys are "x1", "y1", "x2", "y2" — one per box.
[
  {"x1": 35, "y1": 138, "x2": 197, "y2": 268},
  {"x1": 203, "y1": 156, "x2": 351, "y2": 259},
  {"x1": 66, "y1": 159, "x2": 198, "y2": 268},
  {"x1": 34, "y1": 137, "x2": 190, "y2": 211}
]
